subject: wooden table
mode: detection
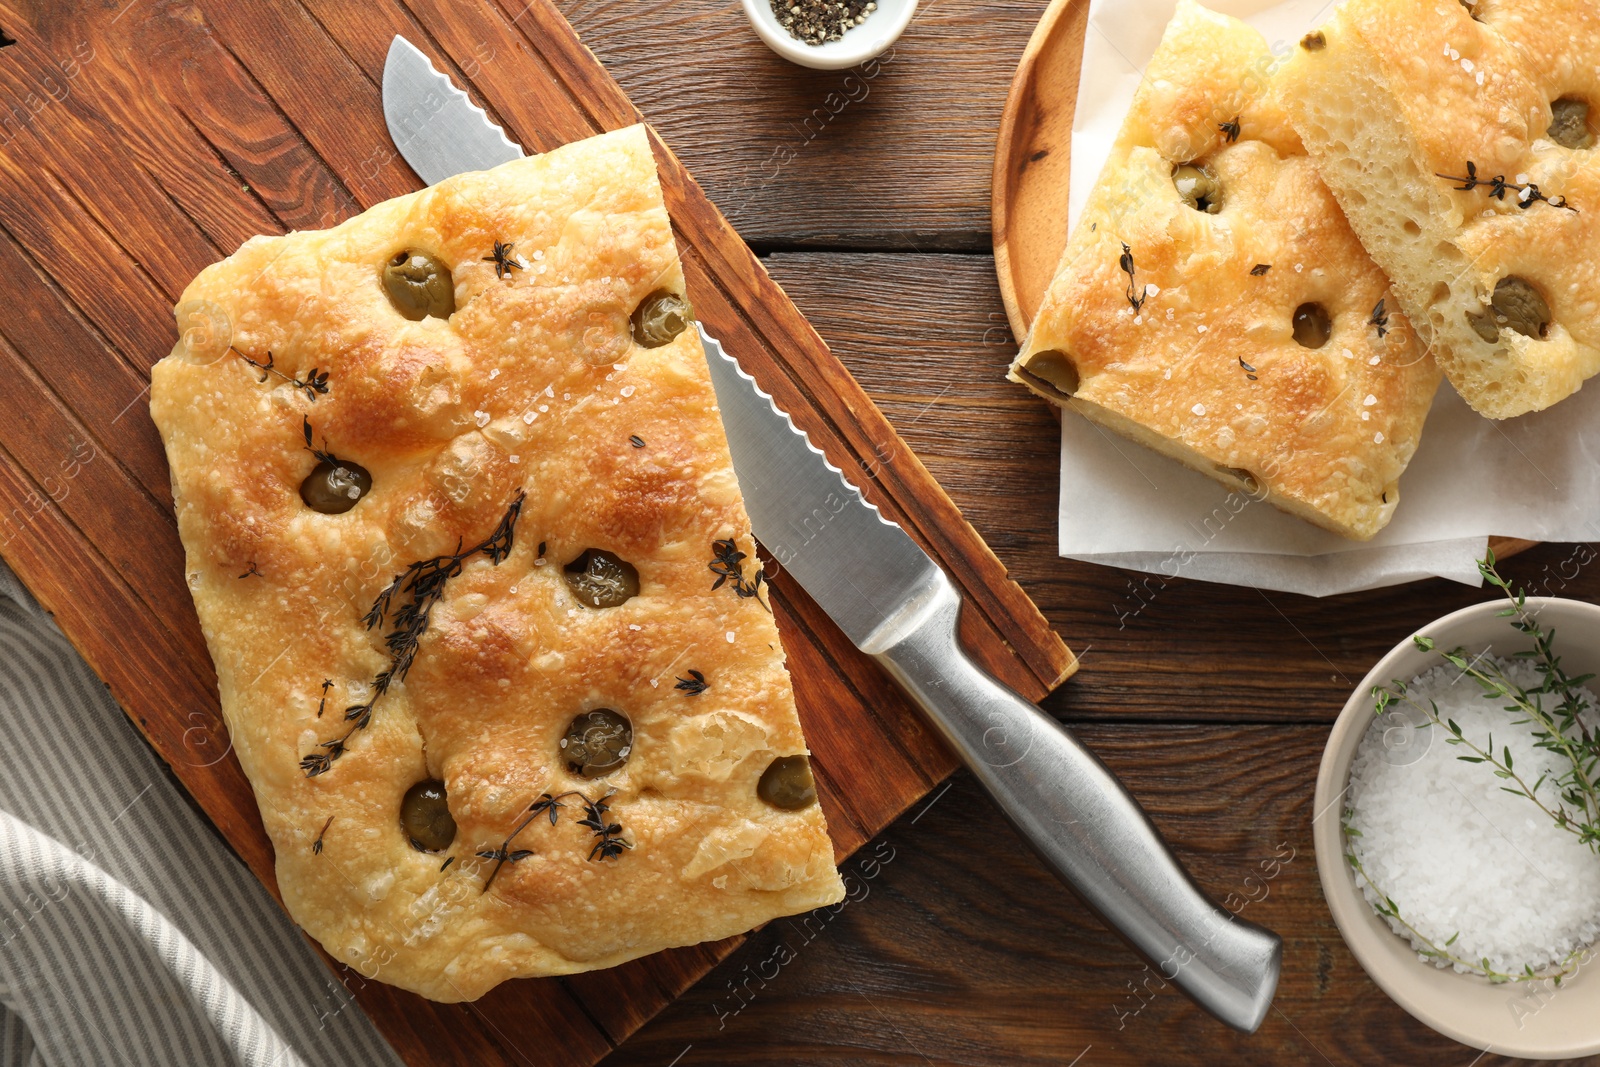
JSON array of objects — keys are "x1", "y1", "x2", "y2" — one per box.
[
  {"x1": 562, "y1": 2, "x2": 1600, "y2": 1065},
  {"x1": 1, "y1": 0, "x2": 1592, "y2": 1062}
]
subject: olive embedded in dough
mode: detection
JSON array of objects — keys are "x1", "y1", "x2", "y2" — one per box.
[
  {"x1": 1172, "y1": 164, "x2": 1222, "y2": 214},
  {"x1": 757, "y1": 754, "x2": 817, "y2": 811},
  {"x1": 1465, "y1": 277, "x2": 1551, "y2": 344},
  {"x1": 1220, "y1": 467, "x2": 1262, "y2": 496},
  {"x1": 383, "y1": 250, "x2": 456, "y2": 321},
  {"x1": 1490, "y1": 276, "x2": 1551, "y2": 339},
  {"x1": 563, "y1": 549, "x2": 640, "y2": 608},
  {"x1": 1292, "y1": 303, "x2": 1332, "y2": 349},
  {"x1": 1466, "y1": 307, "x2": 1501, "y2": 344},
  {"x1": 1548, "y1": 99, "x2": 1594, "y2": 150},
  {"x1": 300, "y1": 459, "x2": 372, "y2": 514},
  {"x1": 400, "y1": 779, "x2": 456, "y2": 852},
  {"x1": 562, "y1": 708, "x2": 633, "y2": 778},
  {"x1": 630, "y1": 290, "x2": 693, "y2": 347},
  {"x1": 1019, "y1": 350, "x2": 1080, "y2": 398}
]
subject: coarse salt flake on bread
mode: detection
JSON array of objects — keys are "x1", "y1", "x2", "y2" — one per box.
[
  {"x1": 1008, "y1": 0, "x2": 1440, "y2": 541},
  {"x1": 1279, "y1": 0, "x2": 1600, "y2": 419}
]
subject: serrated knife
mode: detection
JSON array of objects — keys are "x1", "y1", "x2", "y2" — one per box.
[{"x1": 381, "y1": 36, "x2": 1282, "y2": 1032}]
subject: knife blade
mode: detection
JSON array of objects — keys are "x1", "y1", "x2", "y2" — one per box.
[
  {"x1": 380, "y1": 37, "x2": 1282, "y2": 1032},
  {"x1": 383, "y1": 37, "x2": 523, "y2": 185},
  {"x1": 700, "y1": 336, "x2": 938, "y2": 647},
  {"x1": 701, "y1": 330, "x2": 1282, "y2": 1032}
]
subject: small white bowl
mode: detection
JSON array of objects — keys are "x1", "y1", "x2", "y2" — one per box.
[
  {"x1": 741, "y1": 0, "x2": 916, "y2": 70},
  {"x1": 1315, "y1": 597, "x2": 1600, "y2": 1059}
]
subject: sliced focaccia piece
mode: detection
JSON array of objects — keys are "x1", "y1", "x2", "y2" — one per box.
[
  {"x1": 1279, "y1": 0, "x2": 1600, "y2": 419},
  {"x1": 1009, "y1": 0, "x2": 1439, "y2": 541},
  {"x1": 149, "y1": 125, "x2": 844, "y2": 1002}
]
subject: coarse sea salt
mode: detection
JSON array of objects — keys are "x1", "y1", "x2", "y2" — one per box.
[{"x1": 1346, "y1": 656, "x2": 1600, "y2": 975}]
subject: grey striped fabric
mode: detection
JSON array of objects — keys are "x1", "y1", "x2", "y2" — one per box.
[{"x1": 0, "y1": 564, "x2": 403, "y2": 1067}]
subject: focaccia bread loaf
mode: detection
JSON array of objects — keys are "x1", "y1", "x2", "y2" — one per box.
[
  {"x1": 1009, "y1": 0, "x2": 1439, "y2": 541},
  {"x1": 149, "y1": 124, "x2": 844, "y2": 1003},
  {"x1": 1279, "y1": 0, "x2": 1600, "y2": 419}
]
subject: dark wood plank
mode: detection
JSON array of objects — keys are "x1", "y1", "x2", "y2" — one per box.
[
  {"x1": 602, "y1": 724, "x2": 1600, "y2": 1066},
  {"x1": 0, "y1": 27, "x2": 225, "y2": 298},
  {"x1": 0, "y1": 143, "x2": 176, "y2": 372},
  {"x1": 557, "y1": 0, "x2": 1053, "y2": 250},
  {"x1": 332, "y1": 968, "x2": 615, "y2": 1067},
  {"x1": 0, "y1": 228, "x2": 173, "y2": 509},
  {"x1": 11, "y1": 1, "x2": 296, "y2": 249},
  {"x1": 409, "y1": 0, "x2": 604, "y2": 146},
  {"x1": 194, "y1": 0, "x2": 418, "y2": 208},
  {"x1": 0, "y1": 330, "x2": 200, "y2": 669},
  {"x1": 132, "y1": 1, "x2": 362, "y2": 235}
]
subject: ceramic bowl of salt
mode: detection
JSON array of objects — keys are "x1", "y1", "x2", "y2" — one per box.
[{"x1": 1316, "y1": 596, "x2": 1600, "y2": 1058}]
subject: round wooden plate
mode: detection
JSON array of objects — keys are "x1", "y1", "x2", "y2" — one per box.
[
  {"x1": 991, "y1": 0, "x2": 1089, "y2": 345},
  {"x1": 988, "y1": 0, "x2": 1537, "y2": 562}
]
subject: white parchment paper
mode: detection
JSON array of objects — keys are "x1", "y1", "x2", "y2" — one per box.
[{"x1": 1055, "y1": 0, "x2": 1600, "y2": 596}]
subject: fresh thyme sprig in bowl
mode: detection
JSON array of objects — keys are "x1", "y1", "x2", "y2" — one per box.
[
  {"x1": 1349, "y1": 553, "x2": 1600, "y2": 986},
  {"x1": 1313, "y1": 565, "x2": 1600, "y2": 1057},
  {"x1": 1371, "y1": 551, "x2": 1600, "y2": 854}
]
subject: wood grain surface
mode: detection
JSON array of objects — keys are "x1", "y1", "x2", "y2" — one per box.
[
  {"x1": 0, "y1": 1, "x2": 1072, "y2": 1065},
  {"x1": 0, "y1": 0, "x2": 1593, "y2": 1063}
]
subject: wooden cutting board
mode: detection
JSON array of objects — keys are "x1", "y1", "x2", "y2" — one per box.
[
  {"x1": 989, "y1": 0, "x2": 1537, "y2": 562},
  {"x1": 0, "y1": 0, "x2": 1073, "y2": 1064}
]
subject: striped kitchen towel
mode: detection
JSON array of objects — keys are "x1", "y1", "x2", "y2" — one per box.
[{"x1": 0, "y1": 563, "x2": 402, "y2": 1067}]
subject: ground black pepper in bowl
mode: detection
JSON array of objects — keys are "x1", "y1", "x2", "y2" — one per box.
[{"x1": 770, "y1": 0, "x2": 877, "y2": 45}]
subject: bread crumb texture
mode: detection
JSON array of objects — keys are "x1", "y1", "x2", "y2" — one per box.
[{"x1": 1281, "y1": 0, "x2": 1600, "y2": 418}]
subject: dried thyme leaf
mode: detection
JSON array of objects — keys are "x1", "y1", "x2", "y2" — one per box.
[
  {"x1": 301, "y1": 490, "x2": 526, "y2": 777},
  {"x1": 483, "y1": 240, "x2": 522, "y2": 280},
  {"x1": 478, "y1": 788, "x2": 632, "y2": 893},
  {"x1": 709, "y1": 538, "x2": 770, "y2": 611},
  {"x1": 312, "y1": 815, "x2": 334, "y2": 855},
  {"x1": 1119, "y1": 243, "x2": 1148, "y2": 313},
  {"x1": 235, "y1": 347, "x2": 329, "y2": 401}
]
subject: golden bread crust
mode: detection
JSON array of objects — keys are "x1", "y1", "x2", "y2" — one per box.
[
  {"x1": 1010, "y1": 0, "x2": 1439, "y2": 541},
  {"x1": 1280, "y1": 0, "x2": 1600, "y2": 418},
  {"x1": 149, "y1": 125, "x2": 844, "y2": 1002}
]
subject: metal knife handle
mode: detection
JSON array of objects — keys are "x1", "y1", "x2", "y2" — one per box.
[{"x1": 861, "y1": 573, "x2": 1281, "y2": 1033}]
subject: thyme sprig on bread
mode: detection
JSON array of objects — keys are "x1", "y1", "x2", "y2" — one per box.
[
  {"x1": 235, "y1": 347, "x2": 330, "y2": 400},
  {"x1": 1436, "y1": 161, "x2": 1575, "y2": 212},
  {"x1": 301, "y1": 491, "x2": 527, "y2": 777},
  {"x1": 478, "y1": 788, "x2": 632, "y2": 893}
]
